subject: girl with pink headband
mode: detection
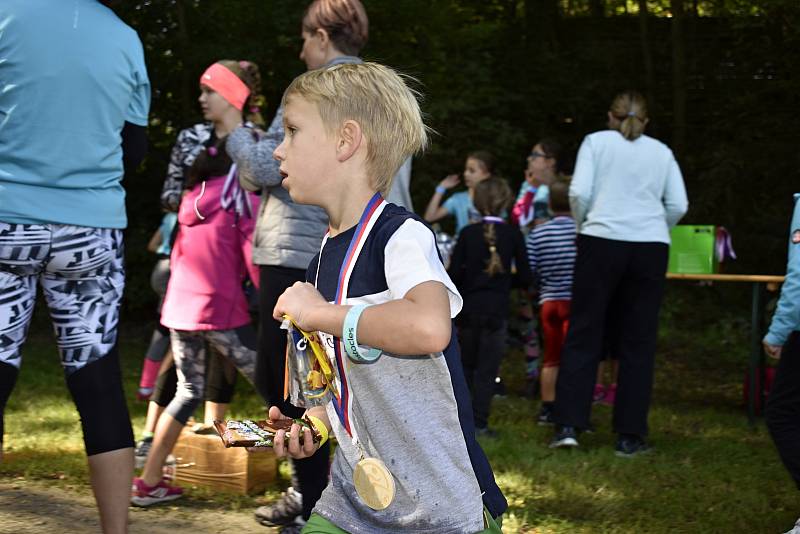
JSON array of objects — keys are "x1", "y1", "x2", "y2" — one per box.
[{"x1": 132, "y1": 60, "x2": 266, "y2": 494}]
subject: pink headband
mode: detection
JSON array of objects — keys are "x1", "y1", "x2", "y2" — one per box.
[{"x1": 199, "y1": 63, "x2": 250, "y2": 111}]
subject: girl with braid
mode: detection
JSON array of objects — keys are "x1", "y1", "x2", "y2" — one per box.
[{"x1": 448, "y1": 177, "x2": 532, "y2": 436}]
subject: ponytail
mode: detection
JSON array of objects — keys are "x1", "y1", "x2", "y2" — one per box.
[
  {"x1": 610, "y1": 90, "x2": 648, "y2": 141},
  {"x1": 483, "y1": 223, "x2": 504, "y2": 276}
]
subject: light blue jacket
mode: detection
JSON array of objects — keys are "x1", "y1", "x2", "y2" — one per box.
[{"x1": 765, "y1": 194, "x2": 800, "y2": 345}]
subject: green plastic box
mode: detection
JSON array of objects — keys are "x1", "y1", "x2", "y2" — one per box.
[{"x1": 668, "y1": 225, "x2": 718, "y2": 274}]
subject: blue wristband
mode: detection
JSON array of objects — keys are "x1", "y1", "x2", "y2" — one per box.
[
  {"x1": 342, "y1": 304, "x2": 382, "y2": 363},
  {"x1": 435, "y1": 185, "x2": 447, "y2": 194}
]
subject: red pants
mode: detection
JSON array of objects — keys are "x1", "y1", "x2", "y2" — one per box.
[{"x1": 541, "y1": 300, "x2": 570, "y2": 368}]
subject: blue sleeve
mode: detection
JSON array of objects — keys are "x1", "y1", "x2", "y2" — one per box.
[
  {"x1": 442, "y1": 193, "x2": 458, "y2": 215},
  {"x1": 124, "y1": 35, "x2": 150, "y2": 126},
  {"x1": 765, "y1": 195, "x2": 800, "y2": 346}
]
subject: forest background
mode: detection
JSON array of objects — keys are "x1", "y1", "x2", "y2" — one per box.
[{"x1": 115, "y1": 0, "x2": 800, "y2": 314}]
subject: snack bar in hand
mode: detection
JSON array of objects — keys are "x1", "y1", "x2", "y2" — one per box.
[{"x1": 213, "y1": 417, "x2": 320, "y2": 448}]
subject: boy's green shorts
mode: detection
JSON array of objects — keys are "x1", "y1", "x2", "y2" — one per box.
[{"x1": 302, "y1": 507, "x2": 503, "y2": 533}]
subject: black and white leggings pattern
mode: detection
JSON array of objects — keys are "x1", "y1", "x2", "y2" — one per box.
[
  {"x1": 0, "y1": 223, "x2": 124, "y2": 374},
  {"x1": 167, "y1": 328, "x2": 258, "y2": 424}
]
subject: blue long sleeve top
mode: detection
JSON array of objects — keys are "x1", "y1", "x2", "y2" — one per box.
[{"x1": 765, "y1": 194, "x2": 800, "y2": 346}]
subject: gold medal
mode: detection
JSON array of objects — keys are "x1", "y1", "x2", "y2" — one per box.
[{"x1": 353, "y1": 457, "x2": 395, "y2": 510}]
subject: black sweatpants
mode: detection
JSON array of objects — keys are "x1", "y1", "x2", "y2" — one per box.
[
  {"x1": 257, "y1": 265, "x2": 330, "y2": 520},
  {"x1": 766, "y1": 331, "x2": 800, "y2": 490},
  {"x1": 554, "y1": 235, "x2": 668, "y2": 437},
  {"x1": 457, "y1": 314, "x2": 507, "y2": 429}
]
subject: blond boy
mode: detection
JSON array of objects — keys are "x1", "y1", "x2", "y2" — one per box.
[{"x1": 267, "y1": 63, "x2": 506, "y2": 533}]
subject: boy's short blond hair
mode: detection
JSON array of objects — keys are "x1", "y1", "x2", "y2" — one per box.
[{"x1": 283, "y1": 62, "x2": 429, "y2": 195}]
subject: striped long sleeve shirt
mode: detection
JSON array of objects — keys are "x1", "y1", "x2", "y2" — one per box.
[{"x1": 526, "y1": 216, "x2": 577, "y2": 304}]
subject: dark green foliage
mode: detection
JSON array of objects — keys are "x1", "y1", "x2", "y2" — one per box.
[{"x1": 114, "y1": 0, "x2": 800, "y2": 314}]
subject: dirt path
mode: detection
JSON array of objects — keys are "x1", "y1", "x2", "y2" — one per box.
[{"x1": 0, "y1": 481, "x2": 279, "y2": 534}]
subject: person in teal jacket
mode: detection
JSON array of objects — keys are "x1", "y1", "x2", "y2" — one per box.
[{"x1": 763, "y1": 193, "x2": 800, "y2": 534}]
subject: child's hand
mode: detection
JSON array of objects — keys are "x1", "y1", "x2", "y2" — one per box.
[
  {"x1": 439, "y1": 174, "x2": 460, "y2": 190},
  {"x1": 273, "y1": 281, "x2": 329, "y2": 331},
  {"x1": 269, "y1": 406, "x2": 319, "y2": 460}
]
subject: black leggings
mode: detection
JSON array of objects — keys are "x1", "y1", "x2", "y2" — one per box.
[
  {"x1": 457, "y1": 314, "x2": 507, "y2": 429},
  {"x1": 258, "y1": 265, "x2": 330, "y2": 521},
  {"x1": 151, "y1": 347, "x2": 238, "y2": 408}
]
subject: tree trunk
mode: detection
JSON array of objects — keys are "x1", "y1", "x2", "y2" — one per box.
[
  {"x1": 671, "y1": 0, "x2": 687, "y2": 157},
  {"x1": 589, "y1": 0, "x2": 604, "y2": 17},
  {"x1": 638, "y1": 0, "x2": 656, "y2": 116}
]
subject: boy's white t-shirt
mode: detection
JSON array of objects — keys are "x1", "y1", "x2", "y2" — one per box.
[{"x1": 307, "y1": 205, "x2": 505, "y2": 533}]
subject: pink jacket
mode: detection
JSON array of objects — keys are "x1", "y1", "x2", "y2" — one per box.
[{"x1": 161, "y1": 175, "x2": 261, "y2": 331}]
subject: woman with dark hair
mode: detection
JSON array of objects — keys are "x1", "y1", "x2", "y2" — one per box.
[{"x1": 549, "y1": 91, "x2": 688, "y2": 456}]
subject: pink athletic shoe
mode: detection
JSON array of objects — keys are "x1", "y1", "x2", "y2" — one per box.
[
  {"x1": 592, "y1": 384, "x2": 606, "y2": 404},
  {"x1": 600, "y1": 383, "x2": 617, "y2": 406},
  {"x1": 131, "y1": 477, "x2": 183, "y2": 507}
]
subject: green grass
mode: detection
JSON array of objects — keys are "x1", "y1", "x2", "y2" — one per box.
[{"x1": 2, "y1": 285, "x2": 798, "y2": 533}]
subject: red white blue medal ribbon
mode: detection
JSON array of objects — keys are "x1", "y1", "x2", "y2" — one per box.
[{"x1": 315, "y1": 192, "x2": 387, "y2": 441}]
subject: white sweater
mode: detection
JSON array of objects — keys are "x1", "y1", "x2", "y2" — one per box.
[{"x1": 569, "y1": 130, "x2": 689, "y2": 244}]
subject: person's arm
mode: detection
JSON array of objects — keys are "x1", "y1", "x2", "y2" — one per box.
[
  {"x1": 121, "y1": 121, "x2": 147, "y2": 171},
  {"x1": 123, "y1": 37, "x2": 150, "y2": 172},
  {"x1": 764, "y1": 197, "x2": 800, "y2": 357},
  {"x1": 147, "y1": 228, "x2": 162, "y2": 254},
  {"x1": 513, "y1": 230, "x2": 533, "y2": 288},
  {"x1": 274, "y1": 221, "x2": 458, "y2": 356},
  {"x1": 161, "y1": 130, "x2": 190, "y2": 212},
  {"x1": 569, "y1": 136, "x2": 595, "y2": 229},
  {"x1": 227, "y1": 107, "x2": 285, "y2": 192},
  {"x1": 423, "y1": 174, "x2": 460, "y2": 223},
  {"x1": 663, "y1": 155, "x2": 689, "y2": 228},
  {"x1": 274, "y1": 280, "x2": 451, "y2": 356}
]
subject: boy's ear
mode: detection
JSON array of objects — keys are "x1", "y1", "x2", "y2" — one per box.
[{"x1": 336, "y1": 119, "x2": 363, "y2": 162}]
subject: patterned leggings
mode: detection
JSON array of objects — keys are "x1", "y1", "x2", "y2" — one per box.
[
  {"x1": 0, "y1": 222, "x2": 132, "y2": 454},
  {"x1": 0, "y1": 223, "x2": 124, "y2": 373},
  {"x1": 166, "y1": 327, "x2": 258, "y2": 424}
]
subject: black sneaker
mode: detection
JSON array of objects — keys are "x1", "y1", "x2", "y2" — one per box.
[
  {"x1": 255, "y1": 487, "x2": 303, "y2": 527},
  {"x1": 615, "y1": 435, "x2": 651, "y2": 458},
  {"x1": 549, "y1": 426, "x2": 579, "y2": 448},
  {"x1": 537, "y1": 405, "x2": 554, "y2": 426}
]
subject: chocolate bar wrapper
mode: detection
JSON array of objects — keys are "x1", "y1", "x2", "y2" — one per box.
[{"x1": 213, "y1": 418, "x2": 320, "y2": 448}]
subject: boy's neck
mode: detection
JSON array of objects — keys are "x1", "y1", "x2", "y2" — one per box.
[
  {"x1": 551, "y1": 211, "x2": 572, "y2": 217},
  {"x1": 326, "y1": 186, "x2": 380, "y2": 237}
]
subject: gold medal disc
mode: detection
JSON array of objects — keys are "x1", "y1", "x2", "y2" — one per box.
[{"x1": 353, "y1": 457, "x2": 395, "y2": 510}]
